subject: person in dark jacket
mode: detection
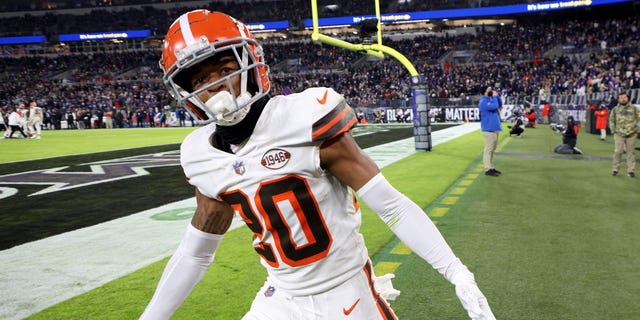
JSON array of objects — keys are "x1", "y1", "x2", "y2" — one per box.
[
  {"x1": 554, "y1": 116, "x2": 582, "y2": 154},
  {"x1": 508, "y1": 111, "x2": 524, "y2": 137},
  {"x1": 562, "y1": 116, "x2": 580, "y2": 148}
]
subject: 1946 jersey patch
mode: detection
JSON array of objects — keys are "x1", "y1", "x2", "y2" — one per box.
[{"x1": 261, "y1": 148, "x2": 291, "y2": 169}]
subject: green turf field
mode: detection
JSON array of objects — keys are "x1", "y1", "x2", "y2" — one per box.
[
  {"x1": 0, "y1": 128, "x2": 196, "y2": 163},
  {"x1": 7, "y1": 124, "x2": 639, "y2": 319}
]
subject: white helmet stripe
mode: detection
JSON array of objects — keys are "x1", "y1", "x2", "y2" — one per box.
[
  {"x1": 232, "y1": 19, "x2": 249, "y2": 99},
  {"x1": 179, "y1": 14, "x2": 196, "y2": 45},
  {"x1": 241, "y1": 46, "x2": 248, "y2": 95}
]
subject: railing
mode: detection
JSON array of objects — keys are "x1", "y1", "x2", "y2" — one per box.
[{"x1": 357, "y1": 88, "x2": 640, "y2": 124}]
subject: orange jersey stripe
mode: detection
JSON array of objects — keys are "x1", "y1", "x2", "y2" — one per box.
[
  {"x1": 363, "y1": 260, "x2": 398, "y2": 320},
  {"x1": 312, "y1": 101, "x2": 357, "y2": 141}
]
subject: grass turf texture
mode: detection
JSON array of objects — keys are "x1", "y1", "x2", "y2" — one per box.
[
  {"x1": 18, "y1": 124, "x2": 640, "y2": 319},
  {"x1": 382, "y1": 125, "x2": 640, "y2": 319}
]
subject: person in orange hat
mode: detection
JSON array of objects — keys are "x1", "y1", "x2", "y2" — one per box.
[{"x1": 594, "y1": 104, "x2": 609, "y2": 141}]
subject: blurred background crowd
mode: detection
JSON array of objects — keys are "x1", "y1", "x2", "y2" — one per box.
[{"x1": 0, "y1": 0, "x2": 638, "y2": 127}]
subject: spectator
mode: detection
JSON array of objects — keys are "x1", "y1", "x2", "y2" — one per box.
[
  {"x1": 594, "y1": 104, "x2": 609, "y2": 141},
  {"x1": 524, "y1": 108, "x2": 537, "y2": 128},
  {"x1": 563, "y1": 116, "x2": 580, "y2": 148},
  {"x1": 50, "y1": 108, "x2": 62, "y2": 130},
  {"x1": 178, "y1": 108, "x2": 186, "y2": 127},
  {"x1": 94, "y1": 108, "x2": 104, "y2": 128},
  {"x1": 553, "y1": 116, "x2": 583, "y2": 154},
  {"x1": 0, "y1": 107, "x2": 7, "y2": 133},
  {"x1": 609, "y1": 92, "x2": 639, "y2": 177},
  {"x1": 479, "y1": 86, "x2": 503, "y2": 176},
  {"x1": 403, "y1": 108, "x2": 412, "y2": 123},
  {"x1": 542, "y1": 102, "x2": 551, "y2": 124},
  {"x1": 104, "y1": 108, "x2": 114, "y2": 129},
  {"x1": 66, "y1": 110, "x2": 76, "y2": 129},
  {"x1": 356, "y1": 108, "x2": 366, "y2": 124},
  {"x1": 395, "y1": 107, "x2": 403, "y2": 122},
  {"x1": 114, "y1": 109, "x2": 125, "y2": 128},
  {"x1": 508, "y1": 111, "x2": 524, "y2": 137}
]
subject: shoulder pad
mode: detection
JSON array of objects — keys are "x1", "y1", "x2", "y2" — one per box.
[{"x1": 304, "y1": 87, "x2": 357, "y2": 142}]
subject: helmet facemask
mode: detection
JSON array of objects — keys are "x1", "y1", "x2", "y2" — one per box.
[
  {"x1": 160, "y1": 11, "x2": 270, "y2": 126},
  {"x1": 164, "y1": 38, "x2": 268, "y2": 126}
]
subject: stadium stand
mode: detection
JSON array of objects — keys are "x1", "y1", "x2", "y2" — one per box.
[{"x1": 0, "y1": 0, "x2": 638, "y2": 126}]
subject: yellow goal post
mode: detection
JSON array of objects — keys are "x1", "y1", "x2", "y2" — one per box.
[{"x1": 309, "y1": 0, "x2": 432, "y2": 150}]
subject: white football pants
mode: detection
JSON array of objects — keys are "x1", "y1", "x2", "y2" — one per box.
[{"x1": 242, "y1": 261, "x2": 397, "y2": 320}]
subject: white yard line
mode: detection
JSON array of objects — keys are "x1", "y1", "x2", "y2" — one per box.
[{"x1": 0, "y1": 123, "x2": 479, "y2": 320}]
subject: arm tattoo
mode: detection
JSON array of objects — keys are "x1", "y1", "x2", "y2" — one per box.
[{"x1": 192, "y1": 198, "x2": 234, "y2": 234}]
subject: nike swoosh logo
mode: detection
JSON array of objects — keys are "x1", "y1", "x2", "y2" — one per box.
[
  {"x1": 316, "y1": 89, "x2": 329, "y2": 105},
  {"x1": 342, "y1": 298, "x2": 360, "y2": 316}
]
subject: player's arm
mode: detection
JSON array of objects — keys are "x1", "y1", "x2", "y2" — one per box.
[
  {"x1": 140, "y1": 188, "x2": 233, "y2": 320},
  {"x1": 320, "y1": 133, "x2": 495, "y2": 320},
  {"x1": 320, "y1": 131, "x2": 379, "y2": 189}
]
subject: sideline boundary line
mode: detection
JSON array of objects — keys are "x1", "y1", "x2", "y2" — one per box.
[{"x1": 372, "y1": 129, "x2": 507, "y2": 276}]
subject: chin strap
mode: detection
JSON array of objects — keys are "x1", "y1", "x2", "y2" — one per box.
[{"x1": 213, "y1": 95, "x2": 269, "y2": 148}]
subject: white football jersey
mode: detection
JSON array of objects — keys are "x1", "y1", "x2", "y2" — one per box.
[
  {"x1": 29, "y1": 106, "x2": 43, "y2": 120},
  {"x1": 181, "y1": 87, "x2": 369, "y2": 296}
]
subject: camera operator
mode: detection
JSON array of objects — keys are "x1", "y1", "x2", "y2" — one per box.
[{"x1": 479, "y1": 86, "x2": 503, "y2": 176}]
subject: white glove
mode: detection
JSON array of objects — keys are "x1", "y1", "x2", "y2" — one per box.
[
  {"x1": 372, "y1": 273, "x2": 401, "y2": 301},
  {"x1": 451, "y1": 269, "x2": 496, "y2": 320}
]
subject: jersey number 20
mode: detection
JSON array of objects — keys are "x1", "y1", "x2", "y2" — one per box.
[{"x1": 221, "y1": 175, "x2": 333, "y2": 268}]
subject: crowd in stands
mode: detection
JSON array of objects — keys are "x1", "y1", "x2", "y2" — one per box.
[
  {"x1": 0, "y1": 2, "x2": 639, "y2": 128},
  {"x1": 0, "y1": 1, "x2": 551, "y2": 19}
]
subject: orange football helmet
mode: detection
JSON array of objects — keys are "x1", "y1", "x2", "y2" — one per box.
[{"x1": 160, "y1": 10, "x2": 270, "y2": 125}]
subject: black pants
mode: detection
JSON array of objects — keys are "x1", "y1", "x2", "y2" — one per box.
[
  {"x1": 563, "y1": 136, "x2": 577, "y2": 148},
  {"x1": 510, "y1": 127, "x2": 524, "y2": 136},
  {"x1": 9, "y1": 125, "x2": 28, "y2": 138}
]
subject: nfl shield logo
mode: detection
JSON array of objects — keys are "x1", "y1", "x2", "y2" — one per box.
[
  {"x1": 264, "y1": 286, "x2": 275, "y2": 297},
  {"x1": 233, "y1": 161, "x2": 246, "y2": 175}
]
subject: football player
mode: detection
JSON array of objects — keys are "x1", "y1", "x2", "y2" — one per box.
[
  {"x1": 140, "y1": 9, "x2": 495, "y2": 320},
  {"x1": 28, "y1": 101, "x2": 43, "y2": 139},
  {"x1": 6, "y1": 105, "x2": 28, "y2": 138}
]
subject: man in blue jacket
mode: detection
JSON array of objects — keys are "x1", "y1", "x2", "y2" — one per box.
[{"x1": 479, "y1": 86, "x2": 503, "y2": 176}]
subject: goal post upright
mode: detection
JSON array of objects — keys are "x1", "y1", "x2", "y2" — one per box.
[{"x1": 310, "y1": 0, "x2": 432, "y2": 151}]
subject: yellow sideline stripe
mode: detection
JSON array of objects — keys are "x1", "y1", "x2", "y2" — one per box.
[
  {"x1": 441, "y1": 196, "x2": 458, "y2": 205},
  {"x1": 374, "y1": 261, "x2": 402, "y2": 275},
  {"x1": 390, "y1": 242, "x2": 412, "y2": 255},
  {"x1": 430, "y1": 207, "x2": 448, "y2": 217}
]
